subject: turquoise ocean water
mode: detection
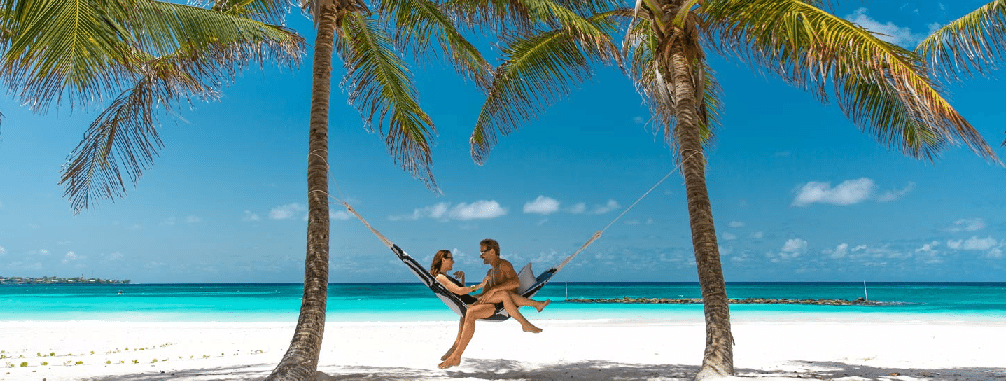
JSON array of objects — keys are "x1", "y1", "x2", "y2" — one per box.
[{"x1": 1, "y1": 283, "x2": 1003, "y2": 323}]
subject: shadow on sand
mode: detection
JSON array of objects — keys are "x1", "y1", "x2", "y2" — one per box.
[{"x1": 83, "y1": 359, "x2": 1006, "y2": 381}]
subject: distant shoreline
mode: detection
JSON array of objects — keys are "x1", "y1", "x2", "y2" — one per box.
[
  {"x1": 0, "y1": 276, "x2": 130, "y2": 285},
  {"x1": 565, "y1": 297, "x2": 887, "y2": 306}
]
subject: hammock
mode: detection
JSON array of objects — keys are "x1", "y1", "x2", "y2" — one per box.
[
  {"x1": 339, "y1": 167, "x2": 674, "y2": 321},
  {"x1": 385, "y1": 242, "x2": 561, "y2": 321}
]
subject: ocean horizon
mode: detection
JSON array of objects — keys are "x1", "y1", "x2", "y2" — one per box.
[{"x1": 3, "y1": 282, "x2": 1003, "y2": 323}]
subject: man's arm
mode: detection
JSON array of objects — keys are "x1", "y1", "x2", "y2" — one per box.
[{"x1": 482, "y1": 261, "x2": 519, "y2": 296}]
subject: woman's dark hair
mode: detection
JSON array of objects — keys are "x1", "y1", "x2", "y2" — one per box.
[{"x1": 430, "y1": 249, "x2": 452, "y2": 276}]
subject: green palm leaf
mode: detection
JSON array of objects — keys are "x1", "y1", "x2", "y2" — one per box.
[
  {"x1": 1, "y1": 0, "x2": 302, "y2": 112},
  {"x1": 470, "y1": 10, "x2": 624, "y2": 164},
  {"x1": 443, "y1": 0, "x2": 619, "y2": 38},
  {"x1": 916, "y1": 0, "x2": 1006, "y2": 82},
  {"x1": 622, "y1": 11, "x2": 720, "y2": 149},
  {"x1": 378, "y1": 0, "x2": 493, "y2": 89},
  {"x1": 1, "y1": 0, "x2": 135, "y2": 111},
  {"x1": 701, "y1": 0, "x2": 999, "y2": 163},
  {"x1": 336, "y1": 12, "x2": 438, "y2": 189},
  {"x1": 60, "y1": 33, "x2": 304, "y2": 213}
]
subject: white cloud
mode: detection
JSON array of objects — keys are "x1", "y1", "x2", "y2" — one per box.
[
  {"x1": 988, "y1": 248, "x2": 1003, "y2": 259},
  {"x1": 0, "y1": 245, "x2": 5, "y2": 256},
  {"x1": 830, "y1": 243, "x2": 849, "y2": 259},
  {"x1": 391, "y1": 201, "x2": 507, "y2": 221},
  {"x1": 270, "y1": 203, "x2": 307, "y2": 220},
  {"x1": 128, "y1": 224, "x2": 143, "y2": 231},
  {"x1": 781, "y1": 238, "x2": 808, "y2": 253},
  {"x1": 450, "y1": 201, "x2": 507, "y2": 220},
  {"x1": 523, "y1": 196, "x2": 560, "y2": 215},
  {"x1": 331, "y1": 210, "x2": 352, "y2": 221},
  {"x1": 948, "y1": 218, "x2": 986, "y2": 232},
  {"x1": 750, "y1": 231, "x2": 764, "y2": 239},
  {"x1": 792, "y1": 178, "x2": 874, "y2": 206},
  {"x1": 728, "y1": 221, "x2": 745, "y2": 228},
  {"x1": 567, "y1": 203, "x2": 586, "y2": 214},
  {"x1": 39, "y1": 249, "x2": 50, "y2": 256},
  {"x1": 162, "y1": 217, "x2": 176, "y2": 226},
  {"x1": 878, "y1": 182, "x2": 915, "y2": 202},
  {"x1": 592, "y1": 200, "x2": 621, "y2": 214},
  {"x1": 186, "y1": 215, "x2": 202, "y2": 223},
  {"x1": 948, "y1": 236, "x2": 998, "y2": 251},
  {"x1": 390, "y1": 202, "x2": 450, "y2": 221},
  {"x1": 916, "y1": 241, "x2": 939, "y2": 253},
  {"x1": 633, "y1": 116, "x2": 646, "y2": 125},
  {"x1": 243, "y1": 210, "x2": 261, "y2": 222},
  {"x1": 62, "y1": 251, "x2": 79, "y2": 264},
  {"x1": 722, "y1": 232, "x2": 737, "y2": 241},
  {"x1": 846, "y1": 8, "x2": 926, "y2": 47},
  {"x1": 106, "y1": 252, "x2": 124, "y2": 261}
]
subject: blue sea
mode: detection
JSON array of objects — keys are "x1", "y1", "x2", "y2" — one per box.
[{"x1": 1, "y1": 283, "x2": 1003, "y2": 323}]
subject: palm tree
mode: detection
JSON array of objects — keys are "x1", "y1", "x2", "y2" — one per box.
[
  {"x1": 916, "y1": 0, "x2": 1006, "y2": 145},
  {"x1": 264, "y1": 1, "x2": 491, "y2": 379},
  {"x1": 0, "y1": 0, "x2": 305, "y2": 212},
  {"x1": 467, "y1": 0, "x2": 1000, "y2": 379}
]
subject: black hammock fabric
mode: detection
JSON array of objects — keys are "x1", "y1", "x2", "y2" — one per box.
[{"x1": 391, "y1": 244, "x2": 556, "y2": 321}]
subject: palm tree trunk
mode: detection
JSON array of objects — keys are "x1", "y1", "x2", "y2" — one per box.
[
  {"x1": 666, "y1": 35, "x2": 734, "y2": 380},
  {"x1": 266, "y1": 4, "x2": 339, "y2": 381}
]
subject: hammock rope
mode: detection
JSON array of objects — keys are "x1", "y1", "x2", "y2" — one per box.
[{"x1": 326, "y1": 149, "x2": 701, "y2": 274}]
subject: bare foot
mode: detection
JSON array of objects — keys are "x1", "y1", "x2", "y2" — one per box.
[
  {"x1": 440, "y1": 347, "x2": 455, "y2": 361},
  {"x1": 438, "y1": 357, "x2": 460, "y2": 369},
  {"x1": 522, "y1": 324, "x2": 543, "y2": 333},
  {"x1": 536, "y1": 299, "x2": 551, "y2": 313}
]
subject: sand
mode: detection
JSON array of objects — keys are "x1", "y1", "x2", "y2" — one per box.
[{"x1": 1, "y1": 317, "x2": 1004, "y2": 381}]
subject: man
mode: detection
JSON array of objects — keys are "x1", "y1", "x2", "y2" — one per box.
[{"x1": 438, "y1": 238, "x2": 550, "y2": 369}]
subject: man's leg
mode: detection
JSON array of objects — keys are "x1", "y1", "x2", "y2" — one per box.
[
  {"x1": 439, "y1": 304, "x2": 495, "y2": 369},
  {"x1": 479, "y1": 292, "x2": 542, "y2": 333},
  {"x1": 441, "y1": 315, "x2": 465, "y2": 361},
  {"x1": 510, "y1": 294, "x2": 551, "y2": 312}
]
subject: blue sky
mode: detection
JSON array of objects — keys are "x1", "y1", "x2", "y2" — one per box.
[{"x1": 1, "y1": 1, "x2": 1004, "y2": 283}]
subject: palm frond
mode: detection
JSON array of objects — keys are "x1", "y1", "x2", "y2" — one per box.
[
  {"x1": 622, "y1": 10, "x2": 719, "y2": 151},
  {"x1": 126, "y1": 0, "x2": 303, "y2": 65},
  {"x1": 442, "y1": 0, "x2": 620, "y2": 38},
  {"x1": 701, "y1": 0, "x2": 999, "y2": 163},
  {"x1": 209, "y1": 0, "x2": 294, "y2": 25},
  {"x1": 1, "y1": 0, "x2": 136, "y2": 112},
  {"x1": 60, "y1": 45, "x2": 227, "y2": 213},
  {"x1": 470, "y1": 10, "x2": 624, "y2": 164},
  {"x1": 378, "y1": 0, "x2": 493, "y2": 89},
  {"x1": 440, "y1": 0, "x2": 533, "y2": 34},
  {"x1": 336, "y1": 12, "x2": 439, "y2": 190},
  {"x1": 0, "y1": 0, "x2": 303, "y2": 113},
  {"x1": 916, "y1": 0, "x2": 1006, "y2": 82}
]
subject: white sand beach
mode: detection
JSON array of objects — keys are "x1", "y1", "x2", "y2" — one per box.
[{"x1": 2, "y1": 318, "x2": 1004, "y2": 381}]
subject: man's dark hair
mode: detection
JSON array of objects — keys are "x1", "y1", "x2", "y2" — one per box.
[{"x1": 480, "y1": 238, "x2": 500, "y2": 256}]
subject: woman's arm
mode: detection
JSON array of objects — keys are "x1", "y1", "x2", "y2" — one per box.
[{"x1": 435, "y1": 274, "x2": 478, "y2": 295}]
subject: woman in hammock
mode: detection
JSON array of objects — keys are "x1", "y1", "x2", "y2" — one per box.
[{"x1": 430, "y1": 249, "x2": 548, "y2": 366}]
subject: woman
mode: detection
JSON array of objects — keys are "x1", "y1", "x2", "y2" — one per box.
[
  {"x1": 430, "y1": 249, "x2": 485, "y2": 297},
  {"x1": 430, "y1": 249, "x2": 485, "y2": 363}
]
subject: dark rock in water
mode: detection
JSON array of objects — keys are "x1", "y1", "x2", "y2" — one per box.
[{"x1": 563, "y1": 297, "x2": 885, "y2": 306}]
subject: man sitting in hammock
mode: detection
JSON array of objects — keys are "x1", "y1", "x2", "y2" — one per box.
[{"x1": 438, "y1": 238, "x2": 550, "y2": 369}]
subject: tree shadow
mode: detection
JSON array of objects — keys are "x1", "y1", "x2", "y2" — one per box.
[
  {"x1": 79, "y1": 359, "x2": 1006, "y2": 380},
  {"x1": 318, "y1": 359, "x2": 1006, "y2": 381}
]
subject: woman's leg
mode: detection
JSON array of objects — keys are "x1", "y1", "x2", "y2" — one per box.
[
  {"x1": 439, "y1": 304, "x2": 495, "y2": 369},
  {"x1": 441, "y1": 315, "x2": 465, "y2": 361}
]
